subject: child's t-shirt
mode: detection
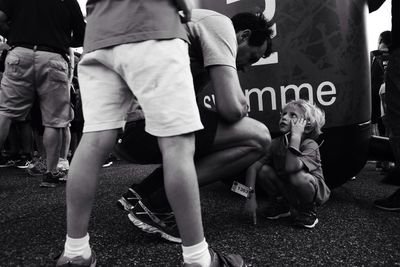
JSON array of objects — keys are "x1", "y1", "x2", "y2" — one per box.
[{"x1": 262, "y1": 135, "x2": 324, "y2": 181}]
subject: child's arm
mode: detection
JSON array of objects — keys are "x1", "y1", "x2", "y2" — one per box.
[
  {"x1": 245, "y1": 160, "x2": 263, "y2": 190},
  {"x1": 244, "y1": 160, "x2": 264, "y2": 224},
  {"x1": 286, "y1": 118, "x2": 306, "y2": 172}
]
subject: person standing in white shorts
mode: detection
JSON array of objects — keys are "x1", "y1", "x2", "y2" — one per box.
[{"x1": 56, "y1": 0, "x2": 246, "y2": 266}]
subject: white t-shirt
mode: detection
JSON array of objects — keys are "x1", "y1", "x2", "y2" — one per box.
[{"x1": 186, "y1": 9, "x2": 238, "y2": 93}]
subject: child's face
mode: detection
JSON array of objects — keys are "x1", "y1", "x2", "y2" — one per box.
[{"x1": 279, "y1": 105, "x2": 305, "y2": 133}]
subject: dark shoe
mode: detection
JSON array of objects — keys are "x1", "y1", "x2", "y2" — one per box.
[
  {"x1": 40, "y1": 171, "x2": 66, "y2": 188},
  {"x1": 0, "y1": 155, "x2": 16, "y2": 168},
  {"x1": 183, "y1": 248, "x2": 246, "y2": 267},
  {"x1": 57, "y1": 158, "x2": 70, "y2": 172},
  {"x1": 26, "y1": 158, "x2": 47, "y2": 176},
  {"x1": 374, "y1": 189, "x2": 400, "y2": 211},
  {"x1": 117, "y1": 188, "x2": 143, "y2": 212},
  {"x1": 15, "y1": 158, "x2": 33, "y2": 169},
  {"x1": 128, "y1": 200, "x2": 180, "y2": 243},
  {"x1": 265, "y1": 201, "x2": 291, "y2": 220},
  {"x1": 56, "y1": 250, "x2": 97, "y2": 267},
  {"x1": 293, "y1": 204, "x2": 318, "y2": 229}
]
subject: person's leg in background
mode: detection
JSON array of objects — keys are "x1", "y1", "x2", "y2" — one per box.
[
  {"x1": 37, "y1": 51, "x2": 72, "y2": 187},
  {"x1": 27, "y1": 109, "x2": 47, "y2": 177},
  {"x1": 0, "y1": 47, "x2": 35, "y2": 170},
  {"x1": 58, "y1": 126, "x2": 71, "y2": 172},
  {"x1": 375, "y1": 48, "x2": 400, "y2": 210},
  {"x1": 0, "y1": 122, "x2": 19, "y2": 167},
  {"x1": 42, "y1": 126, "x2": 63, "y2": 172},
  {"x1": 0, "y1": 120, "x2": 33, "y2": 168},
  {"x1": 14, "y1": 120, "x2": 34, "y2": 168},
  {"x1": 0, "y1": 114, "x2": 13, "y2": 166},
  {"x1": 381, "y1": 49, "x2": 400, "y2": 186}
]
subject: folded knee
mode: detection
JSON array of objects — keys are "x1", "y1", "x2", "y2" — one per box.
[
  {"x1": 250, "y1": 123, "x2": 271, "y2": 154},
  {"x1": 288, "y1": 172, "x2": 313, "y2": 188}
]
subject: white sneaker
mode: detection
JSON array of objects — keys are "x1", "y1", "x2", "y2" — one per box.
[{"x1": 57, "y1": 158, "x2": 69, "y2": 171}]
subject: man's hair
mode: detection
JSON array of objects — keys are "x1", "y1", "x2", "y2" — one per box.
[
  {"x1": 231, "y1": 12, "x2": 273, "y2": 58},
  {"x1": 284, "y1": 99, "x2": 325, "y2": 140},
  {"x1": 379, "y1": 31, "x2": 392, "y2": 47}
]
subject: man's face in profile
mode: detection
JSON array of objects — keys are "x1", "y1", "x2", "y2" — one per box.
[{"x1": 236, "y1": 38, "x2": 268, "y2": 72}]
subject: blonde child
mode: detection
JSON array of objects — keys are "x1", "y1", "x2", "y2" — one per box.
[{"x1": 244, "y1": 99, "x2": 330, "y2": 228}]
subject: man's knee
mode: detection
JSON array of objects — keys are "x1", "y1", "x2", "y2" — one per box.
[{"x1": 249, "y1": 120, "x2": 271, "y2": 154}]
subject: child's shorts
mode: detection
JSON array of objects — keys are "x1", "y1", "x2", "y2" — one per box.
[
  {"x1": 78, "y1": 39, "x2": 203, "y2": 137},
  {"x1": 310, "y1": 176, "x2": 331, "y2": 205}
]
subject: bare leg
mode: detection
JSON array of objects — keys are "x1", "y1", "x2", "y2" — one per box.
[
  {"x1": 142, "y1": 117, "x2": 270, "y2": 211},
  {"x1": 196, "y1": 117, "x2": 270, "y2": 185},
  {"x1": 0, "y1": 114, "x2": 12, "y2": 151},
  {"x1": 288, "y1": 172, "x2": 316, "y2": 204},
  {"x1": 60, "y1": 126, "x2": 72, "y2": 159},
  {"x1": 158, "y1": 133, "x2": 204, "y2": 246},
  {"x1": 42, "y1": 126, "x2": 62, "y2": 172},
  {"x1": 67, "y1": 130, "x2": 118, "y2": 238},
  {"x1": 32, "y1": 130, "x2": 45, "y2": 158},
  {"x1": 18, "y1": 121, "x2": 33, "y2": 156},
  {"x1": 257, "y1": 165, "x2": 281, "y2": 199},
  {"x1": 6, "y1": 123, "x2": 19, "y2": 156}
]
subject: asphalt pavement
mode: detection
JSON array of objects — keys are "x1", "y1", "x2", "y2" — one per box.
[{"x1": 0, "y1": 160, "x2": 399, "y2": 266}]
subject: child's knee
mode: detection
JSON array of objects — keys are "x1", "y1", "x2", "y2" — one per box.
[{"x1": 288, "y1": 172, "x2": 315, "y2": 189}]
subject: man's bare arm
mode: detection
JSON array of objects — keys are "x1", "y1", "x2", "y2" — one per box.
[{"x1": 209, "y1": 65, "x2": 248, "y2": 122}]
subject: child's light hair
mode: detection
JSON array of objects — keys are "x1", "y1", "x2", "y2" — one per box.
[{"x1": 284, "y1": 99, "x2": 325, "y2": 140}]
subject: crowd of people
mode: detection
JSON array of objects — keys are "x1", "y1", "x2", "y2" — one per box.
[
  {"x1": 369, "y1": 0, "x2": 400, "y2": 212},
  {"x1": 0, "y1": 0, "x2": 398, "y2": 266}
]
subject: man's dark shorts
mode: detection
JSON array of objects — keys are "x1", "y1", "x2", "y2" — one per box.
[{"x1": 114, "y1": 107, "x2": 219, "y2": 164}]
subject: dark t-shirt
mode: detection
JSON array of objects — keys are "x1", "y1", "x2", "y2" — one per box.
[
  {"x1": 83, "y1": 0, "x2": 187, "y2": 53},
  {"x1": 0, "y1": 0, "x2": 85, "y2": 53},
  {"x1": 370, "y1": 50, "x2": 390, "y2": 121}
]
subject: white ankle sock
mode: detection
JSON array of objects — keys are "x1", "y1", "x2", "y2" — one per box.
[
  {"x1": 182, "y1": 238, "x2": 211, "y2": 267},
  {"x1": 64, "y1": 234, "x2": 92, "y2": 259}
]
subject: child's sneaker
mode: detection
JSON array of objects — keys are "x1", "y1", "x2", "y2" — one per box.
[
  {"x1": 265, "y1": 201, "x2": 291, "y2": 220},
  {"x1": 57, "y1": 158, "x2": 70, "y2": 172},
  {"x1": 56, "y1": 250, "x2": 97, "y2": 267},
  {"x1": 293, "y1": 203, "x2": 318, "y2": 229}
]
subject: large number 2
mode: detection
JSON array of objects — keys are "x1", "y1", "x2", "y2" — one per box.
[{"x1": 227, "y1": 0, "x2": 278, "y2": 65}]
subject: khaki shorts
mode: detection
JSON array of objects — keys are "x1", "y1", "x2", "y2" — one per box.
[
  {"x1": 0, "y1": 47, "x2": 72, "y2": 127},
  {"x1": 78, "y1": 39, "x2": 203, "y2": 137}
]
